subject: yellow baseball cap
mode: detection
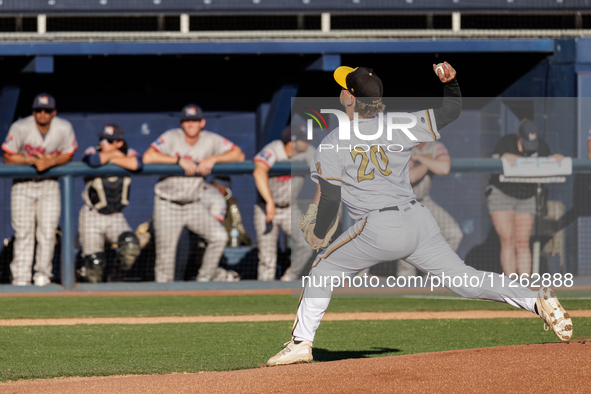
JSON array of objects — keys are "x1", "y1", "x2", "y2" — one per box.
[{"x1": 333, "y1": 66, "x2": 383, "y2": 104}]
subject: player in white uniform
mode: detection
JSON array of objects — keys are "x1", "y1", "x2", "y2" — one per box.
[
  {"x1": 267, "y1": 64, "x2": 573, "y2": 366},
  {"x1": 397, "y1": 141, "x2": 463, "y2": 277},
  {"x1": 1, "y1": 93, "x2": 78, "y2": 286},
  {"x1": 142, "y1": 104, "x2": 245, "y2": 282},
  {"x1": 253, "y1": 125, "x2": 316, "y2": 281},
  {"x1": 79, "y1": 124, "x2": 142, "y2": 283}
]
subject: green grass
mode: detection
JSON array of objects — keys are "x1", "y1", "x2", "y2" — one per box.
[
  {"x1": 0, "y1": 294, "x2": 589, "y2": 319},
  {"x1": 1, "y1": 318, "x2": 590, "y2": 382}
]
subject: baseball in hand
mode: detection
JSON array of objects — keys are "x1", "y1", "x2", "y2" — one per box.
[{"x1": 434, "y1": 63, "x2": 449, "y2": 77}]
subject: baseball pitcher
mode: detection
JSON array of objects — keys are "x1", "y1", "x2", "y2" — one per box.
[{"x1": 267, "y1": 64, "x2": 573, "y2": 366}]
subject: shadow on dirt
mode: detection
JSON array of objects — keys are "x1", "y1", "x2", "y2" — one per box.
[{"x1": 313, "y1": 347, "x2": 401, "y2": 362}]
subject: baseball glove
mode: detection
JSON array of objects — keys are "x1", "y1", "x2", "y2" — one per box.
[{"x1": 299, "y1": 204, "x2": 339, "y2": 251}]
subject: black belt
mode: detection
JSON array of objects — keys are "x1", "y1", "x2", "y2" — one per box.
[
  {"x1": 379, "y1": 200, "x2": 417, "y2": 212},
  {"x1": 275, "y1": 203, "x2": 290, "y2": 209},
  {"x1": 159, "y1": 196, "x2": 198, "y2": 206}
]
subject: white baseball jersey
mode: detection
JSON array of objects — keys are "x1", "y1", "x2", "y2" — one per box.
[
  {"x1": 202, "y1": 184, "x2": 227, "y2": 222},
  {"x1": 150, "y1": 128, "x2": 235, "y2": 202},
  {"x1": 310, "y1": 110, "x2": 440, "y2": 220},
  {"x1": 254, "y1": 140, "x2": 315, "y2": 206},
  {"x1": 2, "y1": 115, "x2": 78, "y2": 157},
  {"x1": 411, "y1": 141, "x2": 449, "y2": 201}
]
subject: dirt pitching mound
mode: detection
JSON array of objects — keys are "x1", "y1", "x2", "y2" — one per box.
[{"x1": 1, "y1": 340, "x2": 589, "y2": 393}]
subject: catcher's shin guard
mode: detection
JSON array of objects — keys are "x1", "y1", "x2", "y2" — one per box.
[
  {"x1": 84, "y1": 252, "x2": 106, "y2": 283},
  {"x1": 108, "y1": 232, "x2": 141, "y2": 282}
]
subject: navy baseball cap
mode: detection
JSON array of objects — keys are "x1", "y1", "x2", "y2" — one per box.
[
  {"x1": 334, "y1": 66, "x2": 383, "y2": 104},
  {"x1": 180, "y1": 104, "x2": 204, "y2": 122},
  {"x1": 518, "y1": 120, "x2": 539, "y2": 151},
  {"x1": 32, "y1": 93, "x2": 56, "y2": 111},
  {"x1": 281, "y1": 123, "x2": 308, "y2": 144},
  {"x1": 98, "y1": 123, "x2": 125, "y2": 141}
]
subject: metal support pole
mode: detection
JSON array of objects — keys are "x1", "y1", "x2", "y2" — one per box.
[
  {"x1": 37, "y1": 14, "x2": 46, "y2": 34},
  {"x1": 452, "y1": 12, "x2": 461, "y2": 32},
  {"x1": 61, "y1": 175, "x2": 75, "y2": 290},
  {"x1": 180, "y1": 14, "x2": 189, "y2": 33},
  {"x1": 532, "y1": 183, "x2": 543, "y2": 275}
]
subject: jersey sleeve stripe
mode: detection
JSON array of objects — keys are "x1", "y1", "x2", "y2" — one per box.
[
  {"x1": 311, "y1": 217, "x2": 367, "y2": 268},
  {"x1": 1, "y1": 145, "x2": 17, "y2": 155},
  {"x1": 424, "y1": 110, "x2": 436, "y2": 141},
  {"x1": 253, "y1": 157, "x2": 271, "y2": 169},
  {"x1": 214, "y1": 215, "x2": 225, "y2": 222},
  {"x1": 150, "y1": 143, "x2": 161, "y2": 153}
]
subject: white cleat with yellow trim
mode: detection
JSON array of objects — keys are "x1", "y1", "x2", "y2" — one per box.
[
  {"x1": 535, "y1": 287, "x2": 573, "y2": 341},
  {"x1": 267, "y1": 340, "x2": 313, "y2": 366}
]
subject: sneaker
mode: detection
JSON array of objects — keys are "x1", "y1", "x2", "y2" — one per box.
[
  {"x1": 267, "y1": 340, "x2": 313, "y2": 366},
  {"x1": 280, "y1": 267, "x2": 291, "y2": 282},
  {"x1": 535, "y1": 287, "x2": 573, "y2": 341},
  {"x1": 33, "y1": 275, "x2": 51, "y2": 287},
  {"x1": 226, "y1": 270, "x2": 241, "y2": 282}
]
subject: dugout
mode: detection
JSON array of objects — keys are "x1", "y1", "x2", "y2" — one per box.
[{"x1": 2, "y1": 1, "x2": 591, "y2": 288}]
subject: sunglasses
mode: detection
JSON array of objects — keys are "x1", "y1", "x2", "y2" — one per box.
[
  {"x1": 33, "y1": 109, "x2": 54, "y2": 114},
  {"x1": 100, "y1": 138, "x2": 119, "y2": 144}
]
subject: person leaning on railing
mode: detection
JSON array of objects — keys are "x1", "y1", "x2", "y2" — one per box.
[
  {"x1": 252, "y1": 122, "x2": 316, "y2": 282},
  {"x1": 1, "y1": 93, "x2": 78, "y2": 286},
  {"x1": 485, "y1": 119, "x2": 564, "y2": 277},
  {"x1": 79, "y1": 123, "x2": 143, "y2": 284},
  {"x1": 142, "y1": 104, "x2": 245, "y2": 283}
]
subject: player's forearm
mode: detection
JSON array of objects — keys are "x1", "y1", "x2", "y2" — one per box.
[
  {"x1": 110, "y1": 156, "x2": 140, "y2": 171},
  {"x1": 409, "y1": 163, "x2": 429, "y2": 183},
  {"x1": 433, "y1": 79, "x2": 462, "y2": 130},
  {"x1": 98, "y1": 150, "x2": 124, "y2": 165},
  {"x1": 3, "y1": 152, "x2": 33, "y2": 165},
  {"x1": 210, "y1": 146, "x2": 245, "y2": 164},
  {"x1": 49, "y1": 154, "x2": 73, "y2": 167},
  {"x1": 312, "y1": 184, "x2": 321, "y2": 205},
  {"x1": 417, "y1": 155, "x2": 450, "y2": 175},
  {"x1": 253, "y1": 169, "x2": 275, "y2": 205},
  {"x1": 142, "y1": 148, "x2": 178, "y2": 164},
  {"x1": 314, "y1": 178, "x2": 341, "y2": 239}
]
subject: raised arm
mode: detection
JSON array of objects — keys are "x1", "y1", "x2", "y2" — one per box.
[{"x1": 432, "y1": 62, "x2": 462, "y2": 130}]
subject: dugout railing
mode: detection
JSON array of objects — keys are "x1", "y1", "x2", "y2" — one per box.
[{"x1": 1, "y1": 159, "x2": 591, "y2": 292}]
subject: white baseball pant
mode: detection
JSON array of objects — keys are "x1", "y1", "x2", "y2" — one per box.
[
  {"x1": 10, "y1": 180, "x2": 61, "y2": 285},
  {"x1": 292, "y1": 201, "x2": 538, "y2": 342},
  {"x1": 398, "y1": 195, "x2": 464, "y2": 276},
  {"x1": 254, "y1": 204, "x2": 313, "y2": 281},
  {"x1": 153, "y1": 197, "x2": 228, "y2": 283},
  {"x1": 78, "y1": 205, "x2": 132, "y2": 256}
]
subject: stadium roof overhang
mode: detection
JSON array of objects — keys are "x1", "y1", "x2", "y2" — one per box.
[{"x1": 0, "y1": 38, "x2": 555, "y2": 56}]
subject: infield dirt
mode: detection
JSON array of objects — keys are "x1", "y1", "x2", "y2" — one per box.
[{"x1": 0, "y1": 340, "x2": 588, "y2": 393}]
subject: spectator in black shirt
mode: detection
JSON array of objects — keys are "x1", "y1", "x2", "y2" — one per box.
[{"x1": 485, "y1": 120, "x2": 563, "y2": 276}]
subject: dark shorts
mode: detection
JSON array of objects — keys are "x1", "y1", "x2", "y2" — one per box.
[{"x1": 485, "y1": 185, "x2": 535, "y2": 215}]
